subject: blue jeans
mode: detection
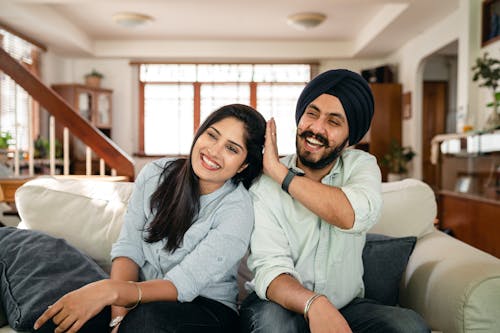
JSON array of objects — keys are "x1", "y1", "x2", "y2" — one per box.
[
  {"x1": 119, "y1": 296, "x2": 238, "y2": 333},
  {"x1": 239, "y1": 292, "x2": 430, "y2": 333}
]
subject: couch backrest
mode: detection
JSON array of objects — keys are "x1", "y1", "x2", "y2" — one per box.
[
  {"x1": 371, "y1": 178, "x2": 437, "y2": 238},
  {"x1": 15, "y1": 177, "x2": 437, "y2": 272}
]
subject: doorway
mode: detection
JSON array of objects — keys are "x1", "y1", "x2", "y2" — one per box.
[
  {"x1": 421, "y1": 41, "x2": 458, "y2": 191},
  {"x1": 422, "y1": 81, "x2": 447, "y2": 190}
]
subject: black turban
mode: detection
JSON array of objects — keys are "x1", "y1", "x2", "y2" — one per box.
[{"x1": 295, "y1": 69, "x2": 374, "y2": 146}]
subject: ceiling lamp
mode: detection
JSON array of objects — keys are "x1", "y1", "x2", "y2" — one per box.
[
  {"x1": 287, "y1": 12, "x2": 326, "y2": 30},
  {"x1": 113, "y1": 12, "x2": 154, "y2": 28}
]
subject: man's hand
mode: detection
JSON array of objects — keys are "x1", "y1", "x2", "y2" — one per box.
[
  {"x1": 308, "y1": 296, "x2": 352, "y2": 333},
  {"x1": 263, "y1": 118, "x2": 287, "y2": 182},
  {"x1": 34, "y1": 280, "x2": 113, "y2": 332}
]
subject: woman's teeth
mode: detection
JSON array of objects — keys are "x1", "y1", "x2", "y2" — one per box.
[{"x1": 202, "y1": 155, "x2": 221, "y2": 169}]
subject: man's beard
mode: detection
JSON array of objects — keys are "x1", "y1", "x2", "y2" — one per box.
[{"x1": 296, "y1": 130, "x2": 349, "y2": 170}]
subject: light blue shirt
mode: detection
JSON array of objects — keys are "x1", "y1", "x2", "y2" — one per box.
[
  {"x1": 111, "y1": 158, "x2": 254, "y2": 311},
  {"x1": 247, "y1": 149, "x2": 382, "y2": 309}
]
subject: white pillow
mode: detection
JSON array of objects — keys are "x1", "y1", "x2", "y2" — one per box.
[
  {"x1": 15, "y1": 176, "x2": 134, "y2": 272},
  {"x1": 370, "y1": 178, "x2": 437, "y2": 238}
]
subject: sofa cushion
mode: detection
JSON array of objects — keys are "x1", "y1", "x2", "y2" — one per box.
[
  {"x1": 371, "y1": 179, "x2": 436, "y2": 239},
  {"x1": 0, "y1": 227, "x2": 110, "y2": 332},
  {"x1": 362, "y1": 233, "x2": 417, "y2": 306},
  {"x1": 15, "y1": 176, "x2": 134, "y2": 272}
]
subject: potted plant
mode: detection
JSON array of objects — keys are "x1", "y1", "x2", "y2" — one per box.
[
  {"x1": 0, "y1": 131, "x2": 12, "y2": 150},
  {"x1": 471, "y1": 52, "x2": 500, "y2": 131},
  {"x1": 34, "y1": 136, "x2": 63, "y2": 159},
  {"x1": 84, "y1": 69, "x2": 104, "y2": 88},
  {"x1": 381, "y1": 139, "x2": 416, "y2": 182},
  {"x1": 0, "y1": 131, "x2": 13, "y2": 164}
]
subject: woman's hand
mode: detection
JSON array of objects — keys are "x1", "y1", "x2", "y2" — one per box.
[{"x1": 34, "y1": 280, "x2": 114, "y2": 332}]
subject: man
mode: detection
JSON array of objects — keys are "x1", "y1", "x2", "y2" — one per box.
[{"x1": 240, "y1": 69, "x2": 429, "y2": 333}]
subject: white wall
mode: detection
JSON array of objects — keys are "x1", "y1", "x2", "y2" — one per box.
[
  {"x1": 41, "y1": 0, "x2": 489, "y2": 179},
  {"x1": 42, "y1": 57, "x2": 136, "y2": 156},
  {"x1": 385, "y1": 4, "x2": 462, "y2": 179}
]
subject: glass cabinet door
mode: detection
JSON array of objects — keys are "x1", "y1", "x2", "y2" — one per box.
[
  {"x1": 96, "y1": 92, "x2": 112, "y2": 127},
  {"x1": 77, "y1": 92, "x2": 92, "y2": 121}
]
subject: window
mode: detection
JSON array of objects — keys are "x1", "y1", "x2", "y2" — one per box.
[
  {"x1": 139, "y1": 64, "x2": 312, "y2": 155},
  {"x1": 0, "y1": 28, "x2": 41, "y2": 153}
]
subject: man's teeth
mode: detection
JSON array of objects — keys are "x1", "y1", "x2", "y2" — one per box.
[
  {"x1": 306, "y1": 137, "x2": 323, "y2": 146},
  {"x1": 202, "y1": 155, "x2": 220, "y2": 169}
]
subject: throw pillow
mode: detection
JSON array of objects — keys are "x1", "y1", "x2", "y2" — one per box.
[
  {"x1": 0, "y1": 227, "x2": 110, "y2": 332},
  {"x1": 362, "y1": 233, "x2": 417, "y2": 306},
  {"x1": 15, "y1": 176, "x2": 134, "y2": 273},
  {"x1": 0, "y1": 302, "x2": 6, "y2": 328}
]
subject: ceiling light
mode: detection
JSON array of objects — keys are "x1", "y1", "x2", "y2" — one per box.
[
  {"x1": 113, "y1": 12, "x2": 154, "y2": 28},
  {"x1": 287, "y1": 12, "x2": 326, "y2": 30}
]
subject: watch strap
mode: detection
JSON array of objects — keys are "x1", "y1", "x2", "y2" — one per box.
[{"x1": 281, "y1": 168, "x2": 303, "y2": 194}]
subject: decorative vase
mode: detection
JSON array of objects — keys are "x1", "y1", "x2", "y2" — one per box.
[{"x1": 484, "y1": 110, "x2": 500, "y2": 131}]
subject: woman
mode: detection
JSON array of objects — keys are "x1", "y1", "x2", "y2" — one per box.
[{"x1": 34, "y1": 104, "x2": 266, "y2": 332}]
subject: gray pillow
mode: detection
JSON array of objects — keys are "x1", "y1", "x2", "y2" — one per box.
[
  {"x1": 0, "y1": 227, "x2": 110, "y2": 332},
  {"x1": 362, "y1": 233, "x2": 417, "y2": 306},
  {"x1": 0, "y1": 302, "x2": 6, "y2": 328}
]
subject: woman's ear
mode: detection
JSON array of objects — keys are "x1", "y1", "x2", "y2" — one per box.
[{"x1": 237, "y1": 163, "x2": 249, "y2": 174}]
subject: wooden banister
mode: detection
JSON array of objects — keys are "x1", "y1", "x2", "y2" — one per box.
[{"x1": 0, "y1": 47, "x2": 135, "y2": 180}]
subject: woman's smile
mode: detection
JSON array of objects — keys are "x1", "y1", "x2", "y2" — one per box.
[{"x1": 200, "y1": 153, "x2": 221, "y2": 171}]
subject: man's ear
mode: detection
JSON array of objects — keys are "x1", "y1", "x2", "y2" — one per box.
[{"x1": 237, "y1": 163, "x2": 249, "y2": 173}]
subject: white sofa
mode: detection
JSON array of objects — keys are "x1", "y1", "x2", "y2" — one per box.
[{"x1": 1, "y1": 177, "x2": 500, "y2": 333}]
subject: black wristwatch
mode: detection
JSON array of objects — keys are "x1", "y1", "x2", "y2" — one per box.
[{"x1": 281, "y1": 168, "x2": 304, "y2": 194}]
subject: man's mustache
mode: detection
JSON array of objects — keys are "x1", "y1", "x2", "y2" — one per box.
[{"x1": 298, "y1": 131, "x2": 329, "y2": 148}]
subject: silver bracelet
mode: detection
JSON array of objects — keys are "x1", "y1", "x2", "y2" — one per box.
[
  {"x1": 304, "y1": 293, "x2": 325, "y2": 322},
  {"x1": 124, "y1": 281, "x2": 142, "y2": 310}
]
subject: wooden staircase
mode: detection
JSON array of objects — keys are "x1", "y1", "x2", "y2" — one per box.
[{"x1": 0, "y1": 46, "x2": 135, "y2": 201}]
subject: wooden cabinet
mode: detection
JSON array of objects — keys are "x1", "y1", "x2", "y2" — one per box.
[
  {"x1": 51, "y1": 84, "x2": 113, "y2": 173},
  {"x1": 439, "y1": 191, "x2": 500, "y2": 258},
  {"x1": 366, "y1": 83, "x2": 402, "y2": 181}
]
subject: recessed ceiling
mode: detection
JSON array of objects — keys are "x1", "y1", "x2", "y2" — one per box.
[{"x1": 0, "y1": 0, "x2": 459, "y2": 59}]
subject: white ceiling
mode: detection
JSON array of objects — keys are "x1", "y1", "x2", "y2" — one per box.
[{"x1": 1, "y1": 0, "x2": 459, "y2": 59}]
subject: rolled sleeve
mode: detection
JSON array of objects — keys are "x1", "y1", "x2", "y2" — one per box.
[
  {"x1": 340, "y1": 153, "x2": 382, "y2": 233},
  {"x1": 164, "y1": 196, "x2": 254, "y2": 302}
]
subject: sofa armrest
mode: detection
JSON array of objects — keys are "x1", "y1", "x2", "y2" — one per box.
[{"x1": 400, "y1": 230, "x2": 500, "y2": 333}]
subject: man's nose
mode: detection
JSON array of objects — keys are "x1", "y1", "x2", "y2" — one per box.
[{"x1": 308, "y1": 118, "x2": 327, "y2": 136}]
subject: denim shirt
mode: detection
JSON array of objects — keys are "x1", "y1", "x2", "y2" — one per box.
[
  {"x1": 247, "y1": 149, "x2": 382, "y2": 309},
  {"x1": 111, "y1": 158, "x2": 254, "y2": 311}
]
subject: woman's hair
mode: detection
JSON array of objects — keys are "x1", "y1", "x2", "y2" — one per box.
[{"x1": 146, "y1": 104, "x2": 266, "y2": 252}]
